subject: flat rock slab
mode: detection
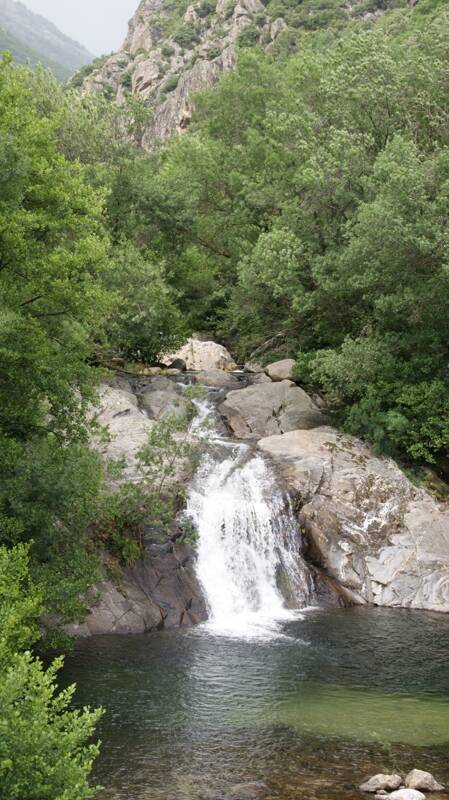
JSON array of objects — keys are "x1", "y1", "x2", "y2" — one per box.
[
  {"x1": 221, "y1": 380, "x2": 326, "y2": 439},
  {"x1": 94, "y1": 385, "x2": 154, "y2": 480},
  {"x1": 259, "y1": 427, "x2": 449, "y2": 612}
]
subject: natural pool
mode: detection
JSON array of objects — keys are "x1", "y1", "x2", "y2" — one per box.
[{"x1": 62, "y1": 607, "x2": 449, "y2": 800}]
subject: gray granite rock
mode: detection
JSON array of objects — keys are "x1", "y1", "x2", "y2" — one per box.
[
  {"x1": 66, "y1": 542, "x2": 207, "y2": 636},
  {"x1": 359, "y1": 774, "x2": 402, "y2": 793},
  {"x1": 265, "y1": 358, "x2": 296, "y2": 382},
  {"x1": 221, "y1": 380, "x2": 326, "y2": 439},
  {"x1": 259, "y1": 427, "x2": 449, "y2": 612},
  {"x1": 405, "y1": 769, "x2": 445, "y2": 791},
  {"x1": 388, "y1": 790, "x2": 426, "y2": 800}
]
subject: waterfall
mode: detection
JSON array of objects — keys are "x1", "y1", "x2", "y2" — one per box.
[{"x1": 186, "y1": 395, "x2": 314, "y2": 638}]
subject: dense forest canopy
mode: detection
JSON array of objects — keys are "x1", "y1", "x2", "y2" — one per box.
[
  {"x1": 108, "y1": 4, "x2": 449, "y2": 470},
  {"x1": 1, "y1": 0, "x2": 449, "y2": 795}
]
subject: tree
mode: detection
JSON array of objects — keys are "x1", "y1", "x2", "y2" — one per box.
[
  {"x1": 0, "y1": 56, "x2": 110, "y2": 619},
  {"x1": 0, "y1": 545, "x2": 102, "y2": 800}
]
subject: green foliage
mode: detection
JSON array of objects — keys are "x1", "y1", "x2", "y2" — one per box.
[
  {"x1": 161, "y1": 43, "x2": 175, "y2": 58},
  {"x1": 0, "y1": 545, "x2": 102, "y2": 800},
  {"x1": 198, "y1": 0, "x2": 217, "y2": 17},
  {"x1": 223, "y1": 0, "x2": 235, "y2": 18},
  {"x1": 0, "y1": 544, "x2": 42, "y2": 661},
  {"x1": 0, "y1": 436, "x2": 103, "y2": 621},
  {"x1": 174, "y1": 24, "x2": 200, "y2": 48},
  {"x1": 123, "y1": 8, "x2": 449, "y2": 470},
  {"x1": 237, "y1": 24, "x2": 261, "y2": 47},
  {"x1": 70, "y1": 54, "x2": 110, "y2": 88},
  {"x1": 162, "y1": 72, "x2": 180, "y2": 92},
  {"x1": 0, "y1": 57, "x2": 112, "y2": 621},
  {"x1": 207, "y1": 45, "x2": 221, "y2": 59},
  {"x1": 0, "y1": 57, "x2": 190, "y2": 626},
  {"x1": 105, "y1": 243, "x2": 186, "y2": 364},
  {"x1": 95, "y1": 407, "x2": 200, "y2": 563},
  {"x1": 121, "y1": 70, "x2": 133, "y2": 89}
]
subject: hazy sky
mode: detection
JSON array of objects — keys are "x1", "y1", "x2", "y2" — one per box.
[{"x1": 22, "y1": 0, "x2": 140, "y2": 55}]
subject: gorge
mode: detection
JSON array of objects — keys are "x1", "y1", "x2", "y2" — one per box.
[
  {"x1": 59, "y1": 343, "x2": 449, "y2": 798},
  {"x1": 2, "y1": 0, "x2": 449, "y2": 798}
]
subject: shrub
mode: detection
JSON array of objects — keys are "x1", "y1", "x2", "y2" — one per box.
[
  {"x1": 237, "y1": 24, "x2": 260, "y2": 47},
  {"x1": 121, "y1": 71, "x2": 133, "y2": 89},
  {"x1": 161, "y1": 73, "x2": 180, "y2": 92},
  {"x1": 161, "y1": 43, "x2": 175, "y2": 57},
  {"x1": 198, "y1": 0, "x2": 216, "y2": 16},
  {"x1": 174, "y1": 24, "x2": 200, "y2": 48},
  {"x1": 207, "y1": 45, "x2": 221, "y2": 59},
  {"x1": 0, "y1": 545, "x2": 102, "y2": 800}
]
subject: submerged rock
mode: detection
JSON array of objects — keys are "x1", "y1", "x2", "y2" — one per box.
[
  {"x1": 226, "y1": 781, "x2": 269, "y2": 800},
  {"x1": 221, "y1": 380, "x2": 326, "y2": 439},
  {"x1": 360, "y1": 774, "x2": 402, "y2": 793},
  {"x1": 405, "y1": 769, "x2": 445, "y2": 791},
  {"x1": 258, "y1": 427, "x2": 449, "y2": 612},
  {"x1": 265, "y1": 358, "x2": 296, "y2": 382}
]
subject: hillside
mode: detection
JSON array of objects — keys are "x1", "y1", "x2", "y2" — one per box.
[
  {"x1": 79, "y1": 0, "x2": 414, "y2": 145},
  {"x1": 0, "y1": 0, "x2": 92, "y2": 80}
]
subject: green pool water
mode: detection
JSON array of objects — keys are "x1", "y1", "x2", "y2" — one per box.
[{"x1": 62, "y1": 607, "x2": 449, "y2": 800}]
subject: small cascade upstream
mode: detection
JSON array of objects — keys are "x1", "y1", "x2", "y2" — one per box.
[{"x1": 186, "y1": 394, "x2": 314, "y2": 638}]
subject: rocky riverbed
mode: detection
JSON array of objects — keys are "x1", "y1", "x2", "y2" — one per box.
[{"x1": 73, "y1": 337, "x2": 449, "y2": 635}]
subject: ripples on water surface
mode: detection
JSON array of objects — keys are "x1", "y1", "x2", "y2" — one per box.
[{"x1": 62, "y1": 607, "x2": 449, "y2": 800}]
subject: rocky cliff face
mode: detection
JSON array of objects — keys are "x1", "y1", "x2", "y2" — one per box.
[
  {"x1": 259, "y1": 428, "x2": 449, "y2": 613},
  {"x1": 80, "y1": 0, "x2": 391, "y2": 145}
]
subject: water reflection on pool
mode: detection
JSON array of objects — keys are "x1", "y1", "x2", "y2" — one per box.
[{"x1": 62, "y1": 607, "x2": 449, "y2": 800}]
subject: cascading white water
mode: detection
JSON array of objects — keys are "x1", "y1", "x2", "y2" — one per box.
[{"x1": 186, "y1": 395, "x2": 314, "y2": 638}]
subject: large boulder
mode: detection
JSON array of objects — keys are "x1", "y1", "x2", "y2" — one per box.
[
  {"x1": 265, "y1": 358, "x2": 296, "y2": 382},
  {"x1": 161, "y1": 337, "x2": 237, "y2": 371},
  {"x1": 220, "y1": 380, "x2": 326, "y2": 439},
  {"x1": 360, "y1": 775, "x2": 403, "y2": 793},
  {"x1": 388, "y1": 791, "x2": 426, "y2": 800},
  {"x1": 405, "y1": 770, "x2": 445, "y2": 792},
  {"x1": 258, "y1": 427, "x2": 449, "y2": 611}
]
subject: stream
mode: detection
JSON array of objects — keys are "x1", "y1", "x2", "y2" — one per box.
[{"x1": 62, "y1": 386, "x2": 449, "y2": 800}]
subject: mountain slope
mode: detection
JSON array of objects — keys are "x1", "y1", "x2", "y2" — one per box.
[
  {"x1": 0, "y1": 0, "x2": 92, "y2": 80},
  {"x1": 80, "y1": 0, "x2": 415, "y2": 146}
]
